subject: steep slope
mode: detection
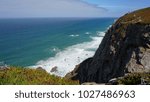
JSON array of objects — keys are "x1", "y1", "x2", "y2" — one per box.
[{"x1": 66, "y1": 7, "x2": 150, "y2": 84}]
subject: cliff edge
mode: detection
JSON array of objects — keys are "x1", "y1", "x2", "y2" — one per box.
[{"x1": 65, "y1": 7, "x2": 150, "y2": 84}]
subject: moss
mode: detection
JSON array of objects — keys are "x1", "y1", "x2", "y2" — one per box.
[{"x1": 0, "y1": 67, "x2": 79, "y2": 85}]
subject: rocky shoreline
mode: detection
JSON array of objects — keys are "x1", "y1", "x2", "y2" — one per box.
[{"x1": 65, "y1": 7, "x2": 150, "y2": 85}]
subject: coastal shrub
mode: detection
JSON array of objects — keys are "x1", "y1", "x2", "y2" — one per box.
[
  {"x1": 0, "y1": 67, "x2": 79, "y2": 85},
  {"x1": 118, "y1": 73, "x2": 150, "y2": 85}
]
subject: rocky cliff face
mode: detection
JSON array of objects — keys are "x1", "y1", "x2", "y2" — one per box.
[{"x1": 65, "y1": 8, "x2": 150, "y2": 84}]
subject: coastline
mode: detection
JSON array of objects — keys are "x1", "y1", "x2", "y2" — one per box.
[
  {"x1": 30, "y1": 31, "x2": 105, "y2": 77},
  {"x1": 0, "y1": 18, "x2": 115, "y2": 68}
]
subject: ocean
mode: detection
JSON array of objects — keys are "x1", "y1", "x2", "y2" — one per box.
[{"x1": 0, "y1": 18, "x2": 116, "y2": 76}]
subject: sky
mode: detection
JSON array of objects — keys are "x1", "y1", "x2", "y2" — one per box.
[{"x1": 0, "y1": 0, "x2": 150, "y2": 18}]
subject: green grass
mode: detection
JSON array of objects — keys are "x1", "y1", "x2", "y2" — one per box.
[{"x1": 0, "y1": 67, "x2": 79, "y2": 85}]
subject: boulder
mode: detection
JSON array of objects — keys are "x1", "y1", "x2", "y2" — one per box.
[
  {"x1": 0, "y1": 66, "x2": 10, "y2": 71},
  {"x1": 65, "y1": 65, "x2": 80, "y2": 80},
  {"x1": 36, "y1": 67, "x2": 46, "y2": 72},
  {"x1": 108, "y1": 78, "x2": 118, "y2": 85},
  {"x1": 82, "y1": 82, "x2": 105, "y2": 85},
  {"x1": 50, "y1": 66, "x2": 58, "y2": 73}
]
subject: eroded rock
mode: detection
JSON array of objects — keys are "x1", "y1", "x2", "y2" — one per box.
[
  {"x1": 67, "y1": 8, "x2": 150, "y2": 84},
  {"x1": 50, "y1": 66, "x2": 58, "y2": 73}
]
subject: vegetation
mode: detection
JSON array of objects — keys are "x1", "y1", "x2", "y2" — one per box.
[
  {"x1": 1, "y1": 67, "x2": 150, "y2": 85},
  {"x1": 0, "y1": 67, "x2": 79, "y2": 85},
  {"x1": 117, "y1": 7, "x2": 150, "y2": 24},
  {"x1": 117, "y1": 73, "x2": 150, "y2": 85}
]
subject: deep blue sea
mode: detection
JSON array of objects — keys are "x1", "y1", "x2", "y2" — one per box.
[{"x1": 0, "y1": 18, "x2": 116, "y2": 76}]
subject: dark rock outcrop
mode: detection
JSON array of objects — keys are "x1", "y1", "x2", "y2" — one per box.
[
  {"x1": 66, "y1": 7, "x2": 150, "y2": 84},
  {"x1": 65, "y1": 65, "x2": 80, "y2": 80},
  {"x1": 50, "y1": 66, "x2": 58, "y2": 73},
  {"x1": 36, "y1": 67, "x2": 46, "y2": 72}
]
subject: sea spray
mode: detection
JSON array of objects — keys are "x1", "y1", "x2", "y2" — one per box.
[{"x1": 31, "y1": 32, "x2": 104, "y2": 77}]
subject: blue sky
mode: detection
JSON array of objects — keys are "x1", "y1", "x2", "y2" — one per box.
[
  {"x1": 0, "y1": 0, "x2": 149, "y2": 18},
  {"x1": 83, "y1": 0, "x2": 150, "y2": 16}
]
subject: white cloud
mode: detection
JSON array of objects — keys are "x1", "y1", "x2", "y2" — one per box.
[{"x1": 0, "y1": 0, "x2": 108, "y2": 18}]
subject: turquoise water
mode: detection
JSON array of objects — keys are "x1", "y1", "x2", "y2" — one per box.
[{"x1": 0, "y1": 18, "x2": 116, "y2": 76}]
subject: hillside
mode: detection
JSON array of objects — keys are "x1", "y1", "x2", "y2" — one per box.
[
  {"x1": 0, "y1": 67, "x2": 79, "y2": 85},
  {"x1": 66, "y1": 7, "x2": 150, "y2": 84},
  {"x1": 117, "y1": 7, "x2": 150, "y2": 24}
]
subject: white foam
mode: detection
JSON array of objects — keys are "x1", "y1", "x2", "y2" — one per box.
[
  {"x1": 0, "y1": 61, "x2": 8, "y2": 68},
  {"x1": 69, "y1": 34, "x2": 79, "y2": 37},
  {"x1": 50, "y1": 47, "x2": 60, "y2": 53},
  {"x1": 96, "y1": 31, "x2": 105, "y2": 37},
  {"x1": 31, "y1": 32, "x2": 105, "y2": 77},
  {"x1": 107, "y1": 25, "x2": 112, "y2": 30},
  {"x1": 85, "y1": 32, "x2": 91, "y2": 35}
]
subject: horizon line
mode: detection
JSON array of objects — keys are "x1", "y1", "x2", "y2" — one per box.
[{"x1": 0, "y1": 16, "x2": 119, "y2": 19}]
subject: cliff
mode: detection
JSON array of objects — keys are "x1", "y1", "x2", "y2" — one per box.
[{"x1": 65, "y1": 7, "x2": 150, "y2": 84}]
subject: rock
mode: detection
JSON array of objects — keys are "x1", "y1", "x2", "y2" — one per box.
[
  {"x1": 108, "y1": 78, "x2": 118, "y2": 85},
  {"x1": 82, "y1": 82, "x2": 105, "y2": 85},
  {"x1": 66, "y1": 7, "x2": 150, "y2": 84},
  {"x1": 140, "y1": 78, "x2": 150, "y2": 85},
  {"x1": 50, "y1": 66, "x2": 58, "y2": 73},
  {"x1": 0, "y1": 66, "x2": 9, "y2": 71},
  {"x1": 65, "y1": 65, "x2": 80, "y2": 80},
  {"x1": 36, "y1": 67, "x2": 46, "y2": 72},
  {"x1": 0, "y1": 62, "x2": 10, "y2": 71}
]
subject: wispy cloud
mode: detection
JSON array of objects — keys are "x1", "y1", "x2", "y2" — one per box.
[{"x1": 0, "y1": 0, "x2": 108, "y2": 18}]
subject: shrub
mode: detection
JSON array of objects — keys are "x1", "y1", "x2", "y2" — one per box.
[{"x1": 0, "y1": 66, "x2": 79, "y2": 85}]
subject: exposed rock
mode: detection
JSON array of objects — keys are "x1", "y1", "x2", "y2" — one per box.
[
  {"x1": 141, "y1": 78, "x2": 150, "y2": 85},
  {"x1": 67, "y1": 7, "x2": 150, "y2": 84},
  {"x1": 82, "y1": 82, "x2": 105, "y2": 85},
  {"x1": 0, "y1": 66, "x2": 10, "y2": 71},
  {"x1": 108, "y1": 78, "x2": 118, "y2": 85},
  {"x1": 50, "y1": 66, "x2": 58, "y2": 73},
  {"x1": 36, "y1": 67, "x2": 46, "y2": 72},
  {"x1": 0, "y1": 62, "x2": 10, "y2": 71},
  {"x1": 65, "y1": 65, "x2": 80, "y2": 80}
]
